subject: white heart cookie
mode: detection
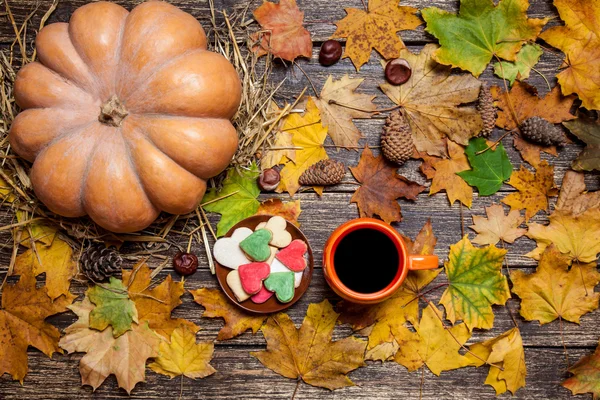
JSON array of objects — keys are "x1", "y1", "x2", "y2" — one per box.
[
  {"x1": 226, "y1": 269, "x2": 250, "y2": 302},
  {"x1": 266, "y1": 246, "x2": 277, "y2": 265},
  {"x1": 213, "y1": 227, "x2": 252, "y2": 269},
  {"x1": 259, "y1": 216, "x2": 292, "y2": 248},
  {"x1": 270, "y1": 258, "x2": 303, "y2": 288}
]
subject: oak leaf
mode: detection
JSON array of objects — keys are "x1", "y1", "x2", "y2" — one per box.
[
  {"x1": 314, "y1": 75, "x2": 376, "y2": 149},
  {"x1": 149, "y1": 325, "x2": 216, "y2": 379},
  {"x1": 88, "y1": 277, "x2": 138, "y2": 338},
  {"x1": 493, "y1": 43, "x2": 543, "y2": 85},
  {"x1": 0, "y1": 272, "x2": 74, "y2": 383},
  {"x1": 467, "y1": 328, "x2": 527, "y2": 395},
  {"x1": 277, "y1": 98, "x2": 328, "y2": 196},
  {"x1": 394, "y1": 303, "x2": 474, "y2": 375},
  {"x1": 122, "y1": 263, "x2": 198, "y2": 339},
  {"x1": 422, "y1": 0, "x2": 547, "y2": 77},
  {"x1": 252, "y1": 0, "x2": 312, "y2": 61},
  {"x1": 540, "y1": 0, "x2": 600, "y2": 110},
  {"x1": 563, "y1": 112, "x2": 600, "y2": 171},
  {"x1": 13, "y1": 236, "x2": 76, "y2": 300},
  {"x1": 563, "y1": 341, "x2": 600, "y2": 399},
  {"x1": 350, "y1": 146, "x2": 425, "y2": 224},
  {"x1": 203, "y1": 163, "x2": 260, "y2": 237},
  {"x1": 440, "y1": 236, "x2": 510, "y2": 330},
  {"x1": 511, "y1": 246, "x2": 600, "y2": 324},
  {"x1": 380, "y1": 45, "x2": 483, "y2": 157},
  {"x1": 252, "y1": 300, "x2": 366, "y2": 390},
  {"x1": 190, "y1": 288, "x2": 266, "y2": 341},
  {"x1": 555, "y1": 170, "x2": 600, "y2": 216},
  {"x1": 458, "y1": 137, "x2": 512, "y2": 196},
  {"x1": 502, "y1": 161, "x2": 557, "y2": 221},
  {"x1": 338, "y1": 220, "x2": 440, "y2": 362},
  {"x1": 59, "y1": 297, "x2": 162, "y2": 394},
  {"x1": 420, "y1": 140, "x2": 473, "y2": 207},
  {"x1": 256, "y1": 198, "x2": 301, "y2": 226},
  {"x1": 470, "y1": 204, "x2": 526, "y2": 246},
  {"x1": 331, "y1": 0, "x2": 421, "y2": 70}
]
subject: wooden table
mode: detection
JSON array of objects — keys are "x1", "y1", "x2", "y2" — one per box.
[{"x1": 1, "y1": 0, "x2": 598, "y2": 398}]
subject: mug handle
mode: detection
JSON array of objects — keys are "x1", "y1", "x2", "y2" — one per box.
[{"x1": 408, "y1": 254, "x2": 439, "y2": 270}]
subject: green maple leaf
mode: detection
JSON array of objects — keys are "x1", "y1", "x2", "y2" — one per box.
[
  {"x1": 440, "y1": 236, "x2": 510, "y2": 331},
  {"x1": 493, "y1": 43, "x2": 543, "y2": 85},
  {"x1": 458, "y1": 137, "x2": 512, "y2": 196},
  {"x1": 202, "y1": 163, "x2": 260, "y2": 237},
  {"x1": 563, "y1": 113, "x2": 600, "y2": 172},
  {"x1": 88, "y1": 277, "x2": 138, "y2": 338},
  {"x1": 422, "y1": 0, "x2": 548, "y2": 77}
]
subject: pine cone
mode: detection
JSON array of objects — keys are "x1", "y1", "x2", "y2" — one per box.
[
  {"x1": 381, "y1": 110, "x2": 413, "y2": 164},
  {"x1": 520, "y1": 116, "x2": 567, "y2": 146},
  {"x1": 80, "y1": 244, "x2": 123, "y2": 282},
  {"x1": 477, "y1": 84, "x2": 496, "y2": 137},
  {"x1": 299, "y1": 159, "x2": 345, "y2": 186}
]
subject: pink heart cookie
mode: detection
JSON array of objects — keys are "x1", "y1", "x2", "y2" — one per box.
[
  {"x1": 275, "y1": 239, "x2": 307, "y2": 272},
  {"x1": 251, "y1": 286, "x2": 274, "y2": 304},
  {"x1": 238, "y1": 262, "x2": 270, "y2": 294}
]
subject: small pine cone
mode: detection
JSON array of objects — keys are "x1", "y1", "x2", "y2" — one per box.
[
  {"x1": 520, "y1": 116, "x2": 567, "y2": 146},
  {"x1": 381, "y1": 110, "x2": 413, "y2": 165},
  {"x1": 299, "y1": 159, "x2": 345, "y2": 186},
  {"x1": 477, "y1": 84, "x2": 496, "y2": 137},
  {"x1": 80, "y1": 244, "x2": 123, "y2": 282}
]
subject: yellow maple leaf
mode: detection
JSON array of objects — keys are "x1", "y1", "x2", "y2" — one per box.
[
  {"x1": 512, "y1": 246, "x2": 600, "y2": 324},
  {"x1": 190, "y1": 288, "x2": 266, "y2": 341},
  {"x1": 277, "y1": 98, "x2": 328, "y2": 196},
  {"x1": 149, "y1": 325, "x2": 216, "y2": 379},
  {"x1": 0, "y1": 272, "x2": 74, "y2": 383},
  {"x1": 421, "y1": 140, "x2": 473, "y2": 207},
  {"x1": 331, "y1": 0, "x2": 421, "y2": 70},
  {"x1": 380, "y1": 45, "x2": 483, "y2": 157},
  {"x1": 502, "y1": 161, "x2": 557, "y2": 221},
  {"x1": 467, "y1": 328, "x2": 527, "y2": 395},
  {"x1": 251, "y1": 300, "x2": 366, "y2": 390},
  {"x1": 59, "y1": 297, "x2": 162, "y2": 394},
  {"x1": 314, "y1": 75, "x2": 376, "y2": 148},
  {"x1": 13, "y1": 236, "x2": 76, "y2": 300},
  {"x1": 470, "y1": 204, "x2": 527, "y2": 246},
  {"x1": 394, "y1": 303, "x2": 475, "y2": 375},
  {"x1": 261, "y1": 130, "x2": 294, "y2": 170},
  {"x1": 0, "y1": 173, "x2": 15, "y2": 202},
  {"x1": 540, "y1": 0, "x2": 600, "y2": 110},
  {"x1": 122, "y1": 263, "x2": 198, "y2": 339}
]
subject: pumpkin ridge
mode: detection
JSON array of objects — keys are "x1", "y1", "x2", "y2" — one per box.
[
  {"x1": 34, "y1": 57, "x2": 99, "y2": 103},
  {"x1": 31, "y1": 119, "x2": 97, "y2": 163}
]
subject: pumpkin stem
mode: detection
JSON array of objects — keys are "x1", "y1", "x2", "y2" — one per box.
[{"x1": 99, "y1": 95, "x2": 129, "y2": 127}]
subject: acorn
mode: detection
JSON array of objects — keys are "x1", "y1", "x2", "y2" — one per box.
[
  {"x1": 319, "y1": 40, "x2": 342, "y2": 66},
  {"x1": 258, "y1": 168, "x2": 280, "y2": 191},
  {"x1": 173, "y1": 252, "x2": 198, "y2": 276},
  {"x1": 385, "y1": 58, "x2": 412, "y2": 85}
]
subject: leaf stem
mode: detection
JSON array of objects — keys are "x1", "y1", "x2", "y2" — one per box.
[
  {"x1": 291, "y1": 377, "x2": 301, "y2": 400},
  {"x1": 474, "y1": 130, "x2": 513, "y2": 155},
  {"x1": 559, "y1": 316, "x2": 569, "y2": 368},
  {"x1": 494, "y1": 54, "x2": 521, "y2": 130},
  {"x1": 531, "y1": 67, "x2": 551, "y2": 91},
  {"x1": 199, "y1": 190, "x2": 240, "y2": 207},
  {"x1": 293, "y1": 61, "x2": 319, "y2": 99}
]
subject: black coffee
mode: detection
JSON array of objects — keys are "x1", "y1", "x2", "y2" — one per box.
[{"x1": 333, "y1": 228, "x2": 399, "y2": 293}]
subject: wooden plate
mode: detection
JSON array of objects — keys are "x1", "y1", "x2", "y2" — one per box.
[{"x1": 215, "y1": 215, "x2": 314, "y2": 314}]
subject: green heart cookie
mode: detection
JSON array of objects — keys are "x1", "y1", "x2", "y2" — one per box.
[
  {"x1": 239, "y1": 229, "x2": 272, "y2": 262},
  {"x1": 264, "y1": 271, "x2": 295, "y2": 303}
]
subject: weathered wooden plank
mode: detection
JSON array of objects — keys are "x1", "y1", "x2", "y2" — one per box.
[{"x1": 0, "y1": 345, "x2": 591, "y2": 399}]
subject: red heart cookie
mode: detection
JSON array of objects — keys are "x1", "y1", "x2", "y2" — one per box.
[
  {"x1": 238, "y1": 262, "x2": 270, "y2": 294},
  {"x1": 251, "y1": 286, "x2": 274, "y2": 304},
  {"x1": 275, "y1": 239, "x2": 307, "y2": 272}
]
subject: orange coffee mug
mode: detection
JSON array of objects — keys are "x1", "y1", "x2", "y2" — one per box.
[{"x1": 323, "y1": 218, "x2": 439, "y2": 304}]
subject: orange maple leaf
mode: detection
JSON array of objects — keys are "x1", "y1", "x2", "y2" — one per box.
[
  {"x1": 256, "y1": 198, "x2": 301, "y2": 226},
  {"x1": 252, "y1": 0, "x2": 312, "y2": 61},
  {"x1": 350, "y1": 146, "x2": 425, "y2": 224},
  {"x1": 332, "y1": 0, "x2": 421, "y2": 70}
]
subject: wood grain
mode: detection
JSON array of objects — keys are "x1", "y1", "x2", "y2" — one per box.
[{"x1": 0, "y1": 0, "x2": 599, "y2": 398}]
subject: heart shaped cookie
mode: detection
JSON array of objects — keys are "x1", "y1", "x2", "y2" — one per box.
[
  {"x1": 239, "y1": 229, "x2": 272, "y2": 261},
  {"x1": 226, "y1": 269, "x2": 250, "y2": 302},
  {"x1": 213, "y1": 227, "x2": 252, "y2": 269},
  {"x1": 259, "y1": 216, "x2": 292, "y2": 248},
  {"x1": 251, "y1": 286, "x2": 274, "y2": 304},
  {"x1": 275, "y1": 239, "x2": 308, "y2": 272},
  {"x1": 264, "y1": 271, "x2": 295, "y2": 303},
  {"x1": 238, "y1": 262, "x2": 270, "y2": 294},
  {"x1": 270, "y1": 258, "x2": 303, "y2": 288}
]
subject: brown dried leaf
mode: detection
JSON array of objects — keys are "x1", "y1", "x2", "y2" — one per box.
[
  {"x1": 556, "y1": 170, "x2": 600, "y2": 216},
  {"x1": 470, "y1": 204, "x2": 526, "y2": 246}
]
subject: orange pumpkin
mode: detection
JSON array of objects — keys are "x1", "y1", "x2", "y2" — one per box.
[{"x1": 10, "y1": 1, "x2": 241, "y2": 232}]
